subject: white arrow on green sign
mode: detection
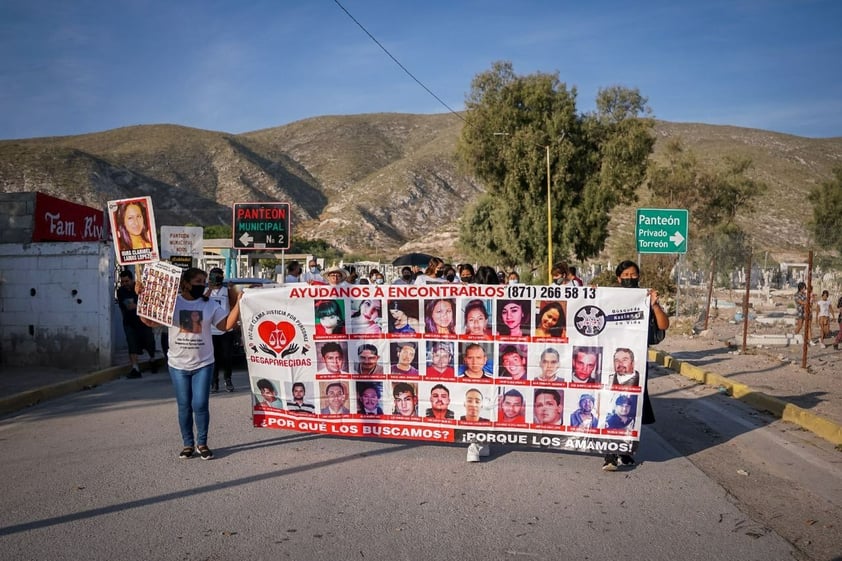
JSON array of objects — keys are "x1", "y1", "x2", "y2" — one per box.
[{"x1": 635, "y1": 208, "x2": 689, "y2": 254}]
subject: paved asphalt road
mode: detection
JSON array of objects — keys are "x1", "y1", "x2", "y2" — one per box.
[{"x1": 1, "y1": 365, "x2": 840, "y2": 561}]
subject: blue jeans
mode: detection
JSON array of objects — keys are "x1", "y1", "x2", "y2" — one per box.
[{"x1": 169, "y1": 363, "x2": 213, "y2": 447}]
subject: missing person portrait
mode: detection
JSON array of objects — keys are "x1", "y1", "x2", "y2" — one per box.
[
  {"x1": 498, "y1": 344, "x2": 528, "y2": 381},
  {"x1": 424, "y1": 383, "x2": 455, "y2": 420},
  {"x1": 287, "y1": 382, "x2": 316, "y2": 415},
  {"x1": 460, "y1": 388, "x2": 490, "y2": 422},
  {"x1": 255, "y1": 379, "x2": 283, "y2": 410},
  {"x1": 497, "y1": 388, "x2": 526, "y2": 423},
  {"x1": 355, "y1": 343, "x2": 384, "y2": 375},
  {"x1": 356, "y1": 382, "x2": 383, "y2": 415},
  {"x1": 314, "y1": 299, "x2": 345, "y2": 336},
  {"x1": 535, "y1": 347, "x2": 562, "y2": 382},
  {"x1": 534, "y1": 301, "x2": 566, "y2": 338},
  {"x1": 569, "y1": 393, "x2": 599, "y2": 429},
  {"x1": 496, "y1": 299, "x2": 529, "y2": 337},
  {"x1": 318, "y1": 342, "x2": 348, "y2": 375},
  {"x1": 424, "y1": 298, "x2": 456, "y2": 335},
  {"x1": 458, "y1": 343, "x2": 492, "y2": 379},
  {"x1": 571, "y1": 346, "x2": 602, "y2": 384},
  {"x1": 426, "y1": 341, "x2": 455, "y2": 377},
  {"x1": 391, "y1": 341, "x2": 419, "y2": 375},
  {"x1": 533, "y1": 388, "x2": 563, "y2": 426},
  {"x1": 609, "y1": 347, "x2": 640, "y2": 387},
  {"x1": 321, "y1": 381, "x2": 350, "y2": 415},
  {"x1": 462, "y1": 299, "x2": 491, "y2": 337},
  {"x1": 392, "y1": 382, "x2": 419, "y2": 417}
]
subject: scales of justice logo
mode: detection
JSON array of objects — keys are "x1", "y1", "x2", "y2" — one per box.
[{"x1": 249, "y1": 312, "x2": 311, "y2": 359}]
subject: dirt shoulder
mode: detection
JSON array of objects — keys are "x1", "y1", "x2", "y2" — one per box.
[{"x1": 656, "y1": 295, "x2": 841, "y2": 432}]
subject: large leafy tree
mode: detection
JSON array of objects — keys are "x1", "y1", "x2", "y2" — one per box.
[
  {"x1": 808, "y1": 167, "x2": 842, "y2": 255},
  {"x1": 457, "y1": 61, "x2": 654, "y2": 269}
]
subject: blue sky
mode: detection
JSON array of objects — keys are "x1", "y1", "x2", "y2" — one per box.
[{"x1": 1, "y1": 0, "x2": 840, "y2": 140}]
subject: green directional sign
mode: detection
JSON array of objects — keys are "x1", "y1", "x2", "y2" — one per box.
[{"x1": 635, "y1": 208, "x2": 688, "y2": 254}]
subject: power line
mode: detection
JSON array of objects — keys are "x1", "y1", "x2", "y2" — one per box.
[{"x1": 332, "y1": 0, "x2": 466, "y2": 123}]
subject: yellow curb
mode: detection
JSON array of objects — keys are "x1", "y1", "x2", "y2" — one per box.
[
  {"x1": 0, "y1": 359, "x2": 164, "y2": 417},
  {"x1": 649, "y1": 349, "x2": 842, "y2": 446}
]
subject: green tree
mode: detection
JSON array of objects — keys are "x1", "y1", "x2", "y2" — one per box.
[
  {"x1": 808, "y1": 167, "x2": 842, "y2": 254},
  {"x1": 203, "y1": 224, "x2": 232, "y2": 239},
  {"x1": 457, "y1": 61, "x2": 654, "y2": 268}
]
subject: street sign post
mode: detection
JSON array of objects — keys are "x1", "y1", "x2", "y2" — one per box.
[
  {"x1": 232, "y1": 202, "x2": 291, "y2": 250},
  {"x1": 635, "y1": 208, "x2": 688, "y2": 254}
]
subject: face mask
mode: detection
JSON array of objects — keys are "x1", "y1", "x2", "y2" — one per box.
[
  {"x1": 620, "y1": 278, "x2": 639, "y2": 289},
  {"x1": 402, "y1": 273, "x2": 412, "y2": 282},
  {"x1": 209, "y1": 273, "x2": 223, "y2": 285},
  {"x1": 553, "y1": 278, "x2": 563, "y2": 285},
  {"x1": 461, "y1": 275, "x2": 473, "y2": 283},
  {"x1": 375, "y1": 278, "x2": 385, "y2": 285},
  {"x1": 445, "y1": 273, "x2": 456, "y2": 282},
  {"x1": 508, "y1": 279, "x2": 517, "y2": 285},
  {"x1": 310, "y1": 267, "x2": 319, "y2": 274},
  {"x1": 189, "y1": 284, "x2": 206, "y2": 299},
  {"x1": 434, "y1": 270, "x2": 444, "y2": 278}
]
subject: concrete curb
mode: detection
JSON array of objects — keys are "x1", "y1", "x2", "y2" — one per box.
[
  {"x1": 0, "y1": 361, "x2": 161, "y2": 417},
  {"x1": 649, "y1": 349, "x2": 842, "y2": 447}
]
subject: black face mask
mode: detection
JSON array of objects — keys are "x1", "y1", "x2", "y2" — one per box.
[
  {"x1": 553, "y1": 277, "x2": 563, "y2": 285},
  {"x1": 209, "y1": 273, "x2": 224, "y2": 285},
  {"x1": 620, "y1": 278, "x2": 640, "y2": 289},
  {"x1": 434, "y1": 270, "x2": 444, "y2": 278},
  {"x1": 402, "y1": 273, "x2": 412, "y2": 282},
  {"x1": 461, "y1": 275, "x2": 473, "y2": 283},
  {"x1": 189, "y1": 284, "x2": 206, "y2": 299},
  {"x1": 445, "y1": 273, "x2": 456, "y2": 282}
]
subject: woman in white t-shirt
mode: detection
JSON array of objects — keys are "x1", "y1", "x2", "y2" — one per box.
[{"x1": 143, "y1": 267, "x2": 241, "y2": 461}]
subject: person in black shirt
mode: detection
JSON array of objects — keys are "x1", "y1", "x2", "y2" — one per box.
[{"x1": 116, "y1": 269, "x2": 156, "y2": 378}]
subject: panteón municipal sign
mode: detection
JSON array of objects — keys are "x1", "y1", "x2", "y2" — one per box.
[
  {"x1": 635, "y1": 208, "x2": 688, "y2": 254},
  {"x1": 232, "y1": 202, "x2": 291, "y2": 250}
]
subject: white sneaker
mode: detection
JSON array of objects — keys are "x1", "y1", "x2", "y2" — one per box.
[
  {"x1": 466, "y1": 443, "x2": 480, "y2": 462},
  {"x1": 808, "y1": 340, "x2": 816, "y2": 346}
]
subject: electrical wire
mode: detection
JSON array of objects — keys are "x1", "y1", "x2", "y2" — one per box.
[{"x1": 332, "y1": 0, "x2": 466, "y2": 123}]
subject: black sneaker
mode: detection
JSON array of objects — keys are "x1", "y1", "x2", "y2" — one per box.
[
  {"x1": 196, "y1": 445, "x2": 214, "y2": 460},
  {"x1": 178, "y1": 446, "x2": 195, "y2": 459},
  {"x1": 149, "y1": 361, "x2": 158, "y2": 374},
  {"x1": 619, "y1": 454, "x2": 636, "y2": 466},
  {"x1": 225, "y1": 380, "x2": 235, "y2": 393},
  {"x1": 211, "y1": 382, "x2": 219, "y2": 393},
  {"x1": 127, "y1": 368, "x2": 142, "y2": 379},
  {"x1": 602, "y1": 454, "x2": 618, "y2": 471}
]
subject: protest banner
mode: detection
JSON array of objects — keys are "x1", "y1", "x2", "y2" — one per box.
[
  {"x1": 107, "y1": 196, "x2": 160, "y2": 265},
  {"x1": 240, "y1": 283, "x2": 650, "y2": 455}
]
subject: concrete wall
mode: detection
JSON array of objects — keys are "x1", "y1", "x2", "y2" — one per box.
[{"x1": 0, "y1": 241, "x2": 122, "y2": 370}]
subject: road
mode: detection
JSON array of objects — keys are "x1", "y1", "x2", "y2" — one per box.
[{"x1": 0, "y1": 364, "x2": 839, "y2": 561}]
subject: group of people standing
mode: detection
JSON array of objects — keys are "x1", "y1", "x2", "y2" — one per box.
[{"x1": 793, "y1": 282, "x2": 842, "y2": 349}]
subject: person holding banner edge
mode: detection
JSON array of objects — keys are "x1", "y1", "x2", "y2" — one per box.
[{"x1": 602, "y1": 260, "x2": 669, "y2": 472}]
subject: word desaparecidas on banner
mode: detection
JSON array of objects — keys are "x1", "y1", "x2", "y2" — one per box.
[{"x1": 240, "y1": 283, "x2": 651, "y2": 455}]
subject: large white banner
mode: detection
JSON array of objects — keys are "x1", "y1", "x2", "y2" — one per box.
[{"x1": 240, "y1": 284, "x2": 650, "y2": 455}]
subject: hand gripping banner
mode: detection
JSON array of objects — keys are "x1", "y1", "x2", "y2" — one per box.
[{"x1": 240, "y1": 283, "x2": 650, "y2": 455}]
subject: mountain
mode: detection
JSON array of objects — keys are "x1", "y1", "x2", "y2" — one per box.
[{"x1": 0, "y1": 114, "x2": 839, "y2": 263}]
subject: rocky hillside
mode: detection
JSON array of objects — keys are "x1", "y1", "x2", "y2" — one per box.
[{"x1": 0, "y1": 114, "x2": 839, "y2": 262}]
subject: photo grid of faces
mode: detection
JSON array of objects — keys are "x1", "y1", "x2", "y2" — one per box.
[{"x1": 251, "y1": 293, "x2": 647, "y2": 435}]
